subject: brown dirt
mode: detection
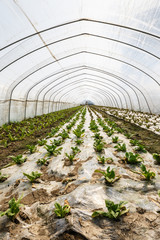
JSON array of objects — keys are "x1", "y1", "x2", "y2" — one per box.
[
  {"x1": 92, "y1": 106, "x2": 160, "y2": 154},
  {"x1": 40, "y1": 165, "x2": 63, "y2": 182},
  {"x1": 55, "y1": 230, "x2": 88, "y2": 240},
  {"x1": 0, "y1": 107, "x2": 80, "y2": 169},
  {"x1": 21, "y1": 188, "x2": 50, "y2": 206}
]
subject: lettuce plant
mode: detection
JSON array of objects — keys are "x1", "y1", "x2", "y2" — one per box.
[
  {"x1": 36, "y1": 158, "x2": 49, "y2": 166},
  {"x1": 114, "y1": 143, "x2": 126, "y2": 152},
  {"x1": 75, "y1": 138, "x2": 83, "y2": 145},
  {"x1": 153, "y1": 153, "x2": 160, "y2": 164},
  {"x1": 9, "y1": 154, "x2": 27, "y2": 164},
  {"x1": 23, "y1": 171, "x2": 42, "y2": 182},
  {"x1": 0, "y1": 172, "x2": 8, "y2": 182},
  {"x1": 125, "y1": 152, "x2": 142, "y2": 164},
  {"x1": 95, "y1": 167, "x2": 120, "y2": 184},
  {"x1": 51, "y1": 138, "x2": 62, "y2": 146},
  {"x1": 54, "y1": 202, "x2": 70, "y2": 218},
  {"x1": 58, "y1": 129, "x2": 69, "y2": 140},
  {"x1": 140, "y1": 164, "x2": 155, "y2": 181},
  {"x1": 89, "y1": 120, "x2": 99, "y2": 132},
  {"x1": 26, "y1": 144, "x2": 37, "y2": 154},
  {"x1": 130, "y1": 139, "x2": 140, "y2": 146},
  {"x1": 47, "y1": 127, "x2": 59, "y2": 138},
  {"x1": 65, "y1": 153, "x2": 75, "y2": 163},
  {"x1": 97, "y1": 156, "x2": 107, "y2": 164},
  {"x1": 71, "y1": 146, "x2": 81, "y2": 155},
  {"x1": 37, "y1": 139, "x2": 47, "y2": 146},
  {"x1": 94, "y1": 133, "x2": 103, "y2": 140},
  {"x1": 135, "y1": 144, "x2": 147, "y2": 153},
  {"x1": 92, "y1": 200, "x2": 129, "y2": 219},
  {"x1": 107, "y1": 130, "x2": 114, "y2": 137},
  {"x1": 45, "y1": 143, "x2": 62, "y2": 156},
  {"x1": 112, "y1": 136, "x2": 119, "y2": 143},
  {"x1": 73, "y1": 128, "x2": 85, "y2": 138},
  {"x1": 94, "y1": 139, "x2": 104, "y2": 153},
  {"x1": 0, "y1": 195, "x2": 23, "y2": 220}
]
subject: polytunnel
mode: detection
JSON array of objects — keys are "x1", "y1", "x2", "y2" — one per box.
[
  {"x1": 1, "y1": 0, "x2": 160, "y2": 125},
  {"x1": 1, "y1": 1, "x2": 160, "y2": 240}
]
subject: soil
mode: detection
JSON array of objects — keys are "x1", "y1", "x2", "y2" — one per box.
[
  {"x1": 92, "y1": 106, "x2": 160, "y2": 154},
  {"x1": 21, "y1": 188, "x2": 51, "y2": 206},
  {"x1": 55, "y1": 230, "x2": 88, "y2": 240}
]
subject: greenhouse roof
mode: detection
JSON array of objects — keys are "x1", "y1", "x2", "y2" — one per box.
[{"x1": 0, "y1": 0, "x2": 160, "y2": 124}]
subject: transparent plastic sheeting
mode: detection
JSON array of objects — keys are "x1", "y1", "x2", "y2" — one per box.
[{"x1": 0, "y1": 0, "x2": 160, "y2": 125}]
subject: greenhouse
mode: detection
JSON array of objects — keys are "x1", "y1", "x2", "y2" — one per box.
[{"x1": 0, "y1": 0, "x2": 160, "y2": 239}]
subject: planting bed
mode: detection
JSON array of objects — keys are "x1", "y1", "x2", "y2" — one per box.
[
  {"x1": 0, "y1": 107, "x2": 160, "y2": 240},
  {"x1": 0, "y1": 107, "x2": 81, "y2": 169},
  {"x1": 101, "y1": 107, "x2": 160, "y2": 135}
]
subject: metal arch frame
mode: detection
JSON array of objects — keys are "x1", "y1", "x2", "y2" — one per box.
[
  {"x1": 44, "y1": 76, "x2": 124, "y2": 112},
  {"x1": 49, "y1": 78, "x2": 120, "y2": 109},
  {"x1": 56, "y1": 90, "x2": 108, "y2": 112},
  {"x1": 52, "y1": 82, "x2": 119, "y2": 109},
  {"x1": 57, "y1": 86, "x2": 115, "y2": 110},
  {"x1": 25, "y1": 66, "x2": 135, "y2": 117},
  {"x1": 25, "y1": 64, "x2": 152, "y2": 117},
  {"x1": 41, "y1": 76, "x2": 122, "y2": 115},
  {"x1": 2, "y1": 32, "x2": 160, "y2": 71},
  {"x1": 8, "y1": 49, "x2": 156, "y2": 113},
  {"x1": 31, "y1": 65, "x2": 146, "y2": 118},
  {"x1": 42, "y1": 74, "x2": 123, "y2": 109},
  {"x1": 2, "y1": 18, "x2": 160, "y2": 51},
  {"x1": 36, "y1": 82, "x2": 117, "y2": 116},
  {"x1": 8, "y1": 49, "x2": 154, "y2": 121},
  {"x1": 45, "y1": 73, "x2": 129, "y2": 109},
  {"x1": 57, "y1": 89, "x2": 110, "y2": 111}
]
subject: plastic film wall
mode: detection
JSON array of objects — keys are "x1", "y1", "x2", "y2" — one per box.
[{"x1": 0, "y1": 0, "x2": 160, "y2": 125}]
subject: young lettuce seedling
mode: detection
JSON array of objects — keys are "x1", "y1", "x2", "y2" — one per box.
[
  {"x1": 45, "y1": 143, "x2": 62, "y2": 156},
  {"x1": 92, "y1": 200, "x2": 129, "y2": 219},
  {"x1": 95, "y1": 166, "x2": 120, "y2": 184},
  {"x1": 125, "y1": 152, "x2": 142, "y2": 164},
  {"x1": 51, "y1": 138, "x2": 62, "y2": 146},
  {"x1": 0, "y1": 172, "x2": 8, "y2": 182},
  {"x1": 36, "y1": 158, "x2": 49, "y2": 166},
  {"x1": 58, "y1": 129, "x2": 69, "y2": 140},
  {"x1": 65, "y1": 153, "x2": 75, "y2": 163},
  {"x1": 54, "y1": 201, "x2": 70, "y2": 218},
  {"x1": 97, "y1": 156, "x2": 107, "y2": 165},
  {"x1": 114, "y1": 143, "x2": 126, "y2": 152},
  {"x1": 9, "y1": 154, "x2": 27, "y2": 164},
  {"x1": 71, "y1": 146, "x2": 81, "y2": 155},
  {"x1": 73, "y1": 129, "x2": 85, "y2": 138},
  {"x1": 112, "y1": 136, "x2": 119, "y2": 143},
  {"x1": 107, "y1": 130, "x2": 114, "y2": 137},
  {"x1": 89, "y1": 120, "x2": 99, "y2": 132},
  {"x1": 26, "y1": 145, "x2": 37, "y2": 154},
  {"x1": 0, "y1": 195, "x2": 23, "y2": 221},
  {"x1": 135, "y1": 144, "x2": 147, "y2": 153},
  {"x1": 75, "y1": 138, "x2": 83, "y2": 145},
  {"x1": 130, "y1": 139, "x2": 141, "y2": 146},
  {"x1": 37, "y1": 139, "x2": 47, "y2": 146},
  {"x1": 153, "y1": 153, "x2": 160, "y2": 164},
  {"x1": 94, "y1": 133, "x2": 103, "y2": 140},
  {"x1": 140, "y1": 164, "x2": 155, "y2": 181},
  {"x1": 94, "y1": 139, "x2": 104, "y2": 153},
  {"x1": 23, "y1": 171, "x2": 42, "y2": 183}
]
